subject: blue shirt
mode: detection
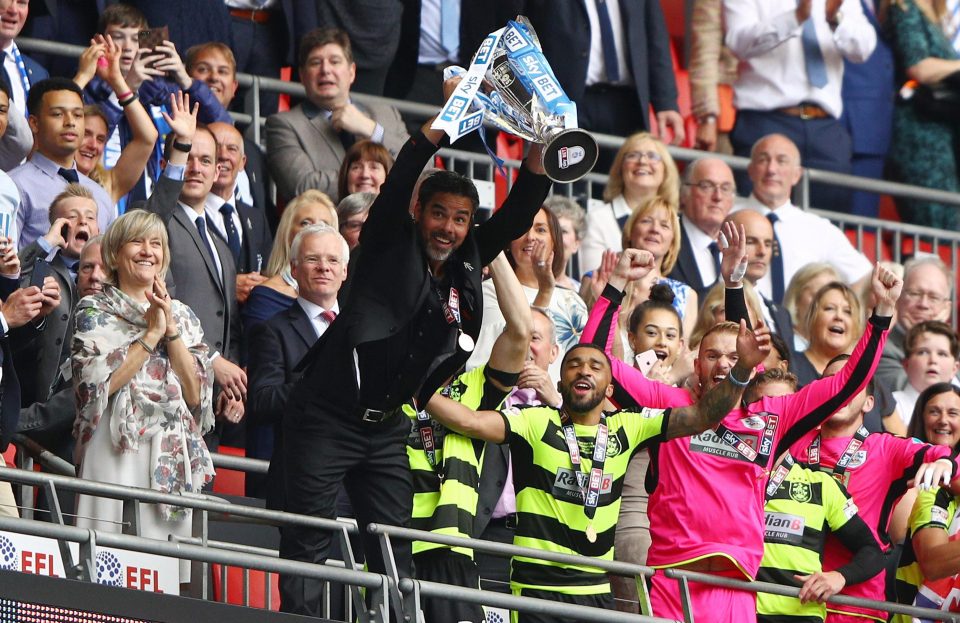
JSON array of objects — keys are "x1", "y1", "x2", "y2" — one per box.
[{"x1": 10, "y1": 153, "x2": 115, "y2": 249}]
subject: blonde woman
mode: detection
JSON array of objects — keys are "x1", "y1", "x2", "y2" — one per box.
[
  {"x1": 783, "y1": 262, "x2": 842, "y2": 352},
  {"x1": 578, "y1": 133, "x2": 679, "y2": 276},
  {"x1": 242, "y1": 190, "x2": 337, "y2": 331}
]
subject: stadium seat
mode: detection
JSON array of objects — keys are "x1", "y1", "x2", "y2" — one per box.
[
  {"x1": 212, "y1": 446, "x2": 247, "y2": 497},
  {"x1": 211, "y1": 564, "x2": 280, "y2": 611}
]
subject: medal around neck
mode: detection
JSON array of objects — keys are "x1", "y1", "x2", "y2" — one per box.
[
  {"x1": 585, "y1": 523, "x2": 598, "y2": 543},
  {"x1": 432, "y1": 16, "x2": 598, "y2": 183},
  {"x1": 458, "y1": 331, "x2": 475, "y2": 352}
]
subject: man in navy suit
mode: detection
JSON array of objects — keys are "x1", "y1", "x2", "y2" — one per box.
[
  {"x1": 207, "y1": 122, "x2": 273, "y2": 306},
  {"x1": 520, "y1": 0, "x2": 684, "y2": 143},
  {"x1": 840, "y1": 0, "x2": 894, "y2": 218},
  {"x1": 0, "y1": 0, "x2": 48, "y2": 115}
]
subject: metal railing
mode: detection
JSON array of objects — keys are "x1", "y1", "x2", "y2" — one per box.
[{"x1": 16, "y1": 36, "x2": 960, "y2": 212}]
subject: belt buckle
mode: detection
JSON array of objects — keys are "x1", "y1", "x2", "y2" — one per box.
[
  {"x1": 361, "y1": 408, "x2": 386, "y2": 423},
  {"x1": 799, "y1": 105, "x2": 812, "y2": 120}
]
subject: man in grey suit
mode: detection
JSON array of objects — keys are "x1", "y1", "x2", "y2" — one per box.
[
  {"x1": 143, "y1": 105, "x2": 246, "y2": 431},
  {"x1": 265, "y1": 27, "x2": 408, "y2": 203}
]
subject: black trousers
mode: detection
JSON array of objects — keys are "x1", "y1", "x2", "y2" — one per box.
[
  {"x1": 279, "y1": 406, "x2": 413, "y2": 617},
  {"x1": 515, "y1": 588, "x2": 615, "y2": 623}
]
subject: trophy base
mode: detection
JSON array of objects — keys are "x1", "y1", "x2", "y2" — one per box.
[{"x1": 541, "y1": 129, "x2": 599, "y2": 183}]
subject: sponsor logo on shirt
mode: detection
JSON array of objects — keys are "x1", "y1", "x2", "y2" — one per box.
[
  {"x1": 842, "y1": 498, "x2": 859, "y2": 521},
  {"x1": 741, "y1": 416, "x2": 765, "y2": 430},
  {"x1": 552, "y1": 468, "x2": 612, "y2": 503},
  {"x1": 847, "y1": 449, "x2": 867, "y2": 468},
  {"x1": 765, "y1": 511, "x2": 805, "y2": 545},
  {"x1": 689, "y1": 430, "x2": 759, "y2": 462}
]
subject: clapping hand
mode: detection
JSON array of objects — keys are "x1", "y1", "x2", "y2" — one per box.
[
  {"x1": 871, "y1": 262, "x2": 903, "y2": 318},
  {"x1": 718, "y1": 221, "x2": 748, "y2": 287},
  {"x1": 38, "y1": 276, "x2": 61, "y2": 317},
  {"x1": 74, "y1": 38, "x2": 107, "y2": 89}
]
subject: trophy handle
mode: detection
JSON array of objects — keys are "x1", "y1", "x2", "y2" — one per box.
[{"x1": 541, "y1": 129, "x2": 599, "y2": 183}]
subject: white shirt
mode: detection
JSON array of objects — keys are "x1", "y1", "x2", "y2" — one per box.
[
  {"x1": 892, "y1": 384, "x2": 920, "y2": 430},
  {"x1": 418, "y1": 0, "x2": 456, "y2": 64},
  {"x1": 681, "y1": 215, "x2": 719, "y2": 287},
  {"x1": 3, "y1": 43, "x2": 26, "y2": 111},
  {"x1": 583, "y1": 0, "x2": 631, "y2": 86},
  {"x1": 734, "y1": 195, "x2": 872, "y2": 301},
  {"x1": 298, "y1": 298, "x2": 339, "y2": 339},
  {"x1": 724, "y1": 0, "x2": 876, "y2": 117},
  {"x1": 579, "y1": 195, "x2": 631, "y2": 278},
  {"x1": 204, "y1": 194, "x2": 245, "y2": 247},
  {"x1": 178, "y1": 202, "x2": 224, "y2": 282}
]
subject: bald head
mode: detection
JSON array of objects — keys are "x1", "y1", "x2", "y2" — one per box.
[
  {"x1": 747, "y1": 134, "x2": 802, "y2": 209},
  {"x1": 681, "y1": 158, "x2": 736, "y2": 237},
  {"x1": 728, "y1": 210, "x2": 774, "y2": 284},
  {"x1": 209, "y1": 121, "x2": 246, "y2": 199}
]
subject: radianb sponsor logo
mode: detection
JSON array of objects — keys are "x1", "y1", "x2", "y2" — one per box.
[
  {"x1": 764, "y1": 511, "x2": 805, "y2": 545},
  {"x1": 551, "y1": 468, "x2": 612, "y2": 503}
]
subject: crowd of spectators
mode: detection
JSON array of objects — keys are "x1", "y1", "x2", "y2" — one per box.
[{"x1": 0, "y1": 1, "x2": 957, "y2": 622}]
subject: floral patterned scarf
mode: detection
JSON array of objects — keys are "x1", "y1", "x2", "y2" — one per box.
[{"x1": 72, "y1": 284, "x2": 215, "y2": 520}]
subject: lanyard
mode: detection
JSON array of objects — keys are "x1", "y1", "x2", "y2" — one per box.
[
  {"x1": 715, "y1": 413, "x2": 779, "y2": 465},
  {"x1": 9, "y1": 43, "x2": 29, "y2": 114},
  {"x1": 437, "y1": 284, "x2": 475, "y2": 352},
  {"x1": 765, "y1": 452, "x2": 795, "y2": 502},
  {"x1": 559, "y1": 410, "x2": 608, "y2": 521},
  {"x1": 807, "y1": 426, "x2": 870, "y2": 480},
  {"x1": 415, "y1": 409, "x2": 443, "y2": 479}
]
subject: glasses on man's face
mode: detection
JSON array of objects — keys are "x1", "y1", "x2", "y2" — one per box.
[
  {"x1": 903, "y1": 289, "x2": 949, "y2": 305},
  {"x1": 623, "y1": 150, "x2": 663, "y2": 163},
  {"x1": 684, "y1": 180, "x2": 736, "y2": 197}
]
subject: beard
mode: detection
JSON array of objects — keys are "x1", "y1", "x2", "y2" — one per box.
[
  {"x1": 560, "y1": 382, "x2": 606, "y2": 414},
  {"x1": 424, "y1": 241, "x2": 454, "y2": 262}
]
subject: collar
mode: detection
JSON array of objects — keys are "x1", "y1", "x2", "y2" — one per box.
[
  {"x1": 745, "y1": 194, "x2": 794, "y2": 215},
  {"x1": 30, "y1": 152, "x2": 75, "y2": 177},
  {"x1": 301, "y1": 98, "x2": 354, "y2": 120},
  {"x1": 297, "y1": 297, "x2": 338, "y2": 319},
  {"x1": 2, "y1": 41, "x2": 14, "y2": 58},
  {"x1": 681, "y1": 214, "x2": 715, "y2": 250},
  {"x1": 610, "y1": 195, "x2": 632, "y2": 219},
  {"x1": 178, "y1": 201, "x2": 205, "y2": 221},
  {"x1": 204, "y1": 193, "x2": 228, "y2": 212}
]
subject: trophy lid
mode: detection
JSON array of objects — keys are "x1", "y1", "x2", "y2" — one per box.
[{"x1": 541, "y1": 129, "x2": 599, "y2": 183}]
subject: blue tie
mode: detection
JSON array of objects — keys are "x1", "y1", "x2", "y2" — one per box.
[
  {"x1": 801, "y1": 19, "x2": 828, "y2": 89},
  {"x1": 767, "y1": 212, "x2": 785, "y2": 303},
  {"x1": 58, "y1": 167, "x2": 79, "y2": 184},
  {"x1": 595, "y1": 0, "x2": 621, "y2": 83},
  {"x1": 219, "y1": 203, "x2": 242, "y2": 266},
  {"x1": 708, "y1": 241, "x2": 721, "y2": 279},
  {"x1": 440, "y1": 0, "x2": 460, "y2": 59},
  {"x1": 194, "y1": 216, "x2": 218, "y2": 271}
]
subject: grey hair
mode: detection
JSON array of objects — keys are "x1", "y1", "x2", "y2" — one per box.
[
  {"x1": 289, "y1": 223, "x2": 350, "y2": 266},
  {"x1": 904, "y1": 254, "x2": 955, "y2": 298},
  {"x1": 531, "y1": 306, "x2": 557, "y2": 346},
  {"x1": 337, "y1": 191, "x2": 376, "y2": 221},
  {"x1": 542, "y1": 195, "x2": 586, "y2": 241}
]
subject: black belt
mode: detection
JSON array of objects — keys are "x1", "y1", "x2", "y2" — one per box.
[
  {"x1": 490, "y1": 513, "x2": 517, "y2": 530},
  {"x1": 356, "y1": 406, "x2": 402, "y2": 423}
]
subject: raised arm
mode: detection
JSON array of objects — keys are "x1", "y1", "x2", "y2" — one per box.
[
  {"x1": 486, "y1": 251, "x2": 532, "y2": 385},
  {"x1": 424, "y1": 394, "x2": 506, "y2": 443},
  {"x1": 718, "y1": 221, "x2": 751, "y2": 328},
  {"x1": 97, "y1": 35, "x2": 160, "y2": 203},
  {"x1": 665, "y1": 319, "x2": 770, "y2": 439}
]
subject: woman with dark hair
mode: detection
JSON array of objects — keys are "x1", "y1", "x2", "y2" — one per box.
[
  {"x1": 466, "y1": 206, "x2": 587, "y2": 381},
  {"x1": 336, "y1": 139, "x2": 394, "y2": 202},
  {"x1": 892, "y1": 382, "x2": 960, "y2": 617}
]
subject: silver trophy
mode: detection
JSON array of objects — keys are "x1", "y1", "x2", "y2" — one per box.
[{"x1": 433, "y1": 17, "x2": 598, "y2": 183}]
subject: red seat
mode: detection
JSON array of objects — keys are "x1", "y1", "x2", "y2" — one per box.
[
  {"x1": 2, "y1": 444, "x2": 15, "y2": 467},
  {"x1": 212, "y1": 445, "x2": 246, "y2": 497},
  {"x1": 211, "y1": 564, "x2": 280, "y2": 610}
]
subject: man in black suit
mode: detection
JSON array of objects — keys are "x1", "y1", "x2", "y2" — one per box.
[
  {"x1": 247, "y1": 223, "x2": 348, "y2": 506},
  {"x1": 207, "y1": 122, "x2": 273, "y2": 306},
  {"x1": 668, "y1": 158, "x2": 736, "y2": 300},
  {"x1": 727, "y1": 209, "x2": 796, "y2": 352},
  {"x1": 278, "y1": 80, "x2": 551, "y2": 616},
  {"x1": 520, "y1": 0, "x2": 683, "y2": 143}
]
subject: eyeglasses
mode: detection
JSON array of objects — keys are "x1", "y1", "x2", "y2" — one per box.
[
  {"x1": 902, "y1": 289, "x2": 949, "y2": 305},
  {"x1": 623, "y1": 150, "x2": 663, "y2": 163},
  {"x1": 684, "y1": 180, "x2": 736, "y2": 196}
]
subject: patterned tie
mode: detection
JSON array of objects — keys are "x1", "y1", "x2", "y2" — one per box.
[
  {"x1": 801, "y1": 19, "x2": 828, "y2": 88},
  {"x1": 767, "y1": 212, "x2": 786, "y2": 303},
  {"x1": 219, "y1": 203, "x2": 242, "y2": 265},
  {"x1": 320, "y1": 309, "x2": 337, "y2": 324},
  {"x1": 595, "y1": 0, "x2": 621, "y2": 82},
  {"x1": 58, "y1": 167, "x2": 80, "y2": 184},
  {"x1": 194, "y1": 216, "x2": 219, "y2": 272}
]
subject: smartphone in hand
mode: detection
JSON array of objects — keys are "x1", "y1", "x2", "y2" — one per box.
[
  {"x1": 29, "y1": 257, "x2": 53, "y2": 290},
  {"x1": 634, "y1": 349, "x2": 659, "y2": 376}
]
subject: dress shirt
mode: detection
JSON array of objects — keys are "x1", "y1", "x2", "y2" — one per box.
[
  {"x1": 2, "y1": 43, "x2": 26, "y2": 111},
  {"x1": 724, "y1": 0, "x2": 876, "y2": 117},
  {"x1": 178, "y1": 203, "x2": 224, "y2": 282},
  {"x1": 10, "y1": 153, "x2": 116, "y2": 249},
  {"x1": 0, "y1": 170, "x2": 19, "y2": 248},
  {"x1": 583, "y1": 0, "x2": 631, "y2": 86},
  {"x1": 418, "y1": 0, "x2": 456, "y2": 64},
  {"x1": 204, "y1": 194, "x2": 245, "y2": 247},
  {"x1": 298, "y1": 298, "x2": 339, "y2": 338},
  {"x1": 579, "y1": 195, "x2": 632, "y2": 278},
  {"x1": 681, "y1": 215, "x2": 719, "y2": 287},
  {"x1": 892, "y1": 384, "x2": 920, "y2": 430},
  {"x1": 734, "y1": 195, "x2": 871, "y2": 301}
]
